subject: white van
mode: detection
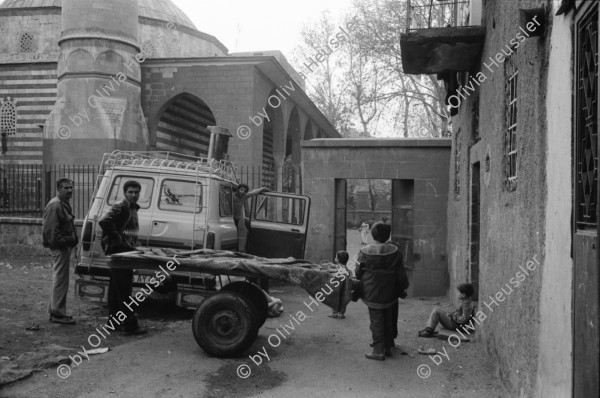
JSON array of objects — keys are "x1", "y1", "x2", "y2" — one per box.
[{"x1": 75, "y1": 150, "x2": 310, "y2": 307}]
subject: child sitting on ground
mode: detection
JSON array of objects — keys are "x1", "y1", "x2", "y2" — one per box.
[
  {"x1": 329, "y1": 250, "x2": 352, "y2": 319},
  {"x1": 418, "y1": 283, "x2": 476, "y2": 337}
]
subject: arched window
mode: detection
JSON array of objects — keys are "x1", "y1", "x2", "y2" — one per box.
[
  {"x1": 19, "y1": 33, "x2": 34, "y2": 53},
  {"x1": 0, "y1": 97, "x2": 17, "y2": 136}
]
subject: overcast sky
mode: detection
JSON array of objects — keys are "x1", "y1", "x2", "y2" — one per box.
[{"x1": 174, "y1": 0, "x2": 354, "y2": 57}]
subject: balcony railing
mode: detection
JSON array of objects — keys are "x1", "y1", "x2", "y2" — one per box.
[
  {"x1": 406, "y1": 0, "x2": 472, "y2": 33},
  {"x1": 400, "y1": 0, "x2": 485, "y2": 75}
]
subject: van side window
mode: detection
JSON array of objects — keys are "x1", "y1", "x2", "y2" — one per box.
[
  {"x1": 159, "y1": 180, "x2": 202, "y2": 213},
  {"x1": 254, "y1": 195, "x2": 305, "y2": 225},
  {"x1": 219, "y1": 184, "x2": 233, "y2": 217},
  {"x1": 107, "y1": 176, "x2": 154, "y2": 209}
]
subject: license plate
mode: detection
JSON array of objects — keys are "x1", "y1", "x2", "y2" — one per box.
[{"x1": 133, "y1": 274, "x2": 154, "y2": 284}]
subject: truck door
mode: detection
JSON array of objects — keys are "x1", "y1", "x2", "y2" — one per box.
[
  {"x1": 148, "y1": 177, "x2": 204, "y2": 249},
  {"x1": 248, "y1": 192, "x2": 310, "y2": 259}
]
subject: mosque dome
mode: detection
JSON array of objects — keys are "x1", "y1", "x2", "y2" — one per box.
[{"x1": 0, "y1": 0, "x2": 197, "y2": 30}]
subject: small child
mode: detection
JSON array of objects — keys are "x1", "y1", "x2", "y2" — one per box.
[
  {"x1": 329, "y1": 250, "x2": 351, "y2": 319},
  {"x1": 418, "y1": 283, "x2": 476, "y2": 337},
  {"x1": 359, "y1": 221, "x2": 369, "y2": 245}
]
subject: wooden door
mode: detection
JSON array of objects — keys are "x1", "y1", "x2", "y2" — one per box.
[
  {"x1": 392, "y1": 179, "x2": 414, "y2": 295},
  {"x1": 573, "y1": 3, "x2": 599, "y2": 396},
  {"x1": 470, "y1": 162, "x2": 481, "y2": 301},
  {"x1": 334, "y1": 179, "x2": 347, "y2": 258}
]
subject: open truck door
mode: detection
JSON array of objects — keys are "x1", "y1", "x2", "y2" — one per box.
[{"x1": 248, "y1": 192, "x2": 310, "y2": 259}]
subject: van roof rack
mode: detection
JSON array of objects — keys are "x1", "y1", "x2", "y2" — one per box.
[{"x1": 101, "y1": 150, "x2": 239, "y2": 183}]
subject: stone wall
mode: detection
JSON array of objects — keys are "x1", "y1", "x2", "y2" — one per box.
[
  {"x1": 302, "y1": 138, "x2": 451, "y2": 297},
  {"x1": 446, "y1": 0, "x2": 552, "y2": 395},
  {"x1": 0, "y1": 218, "x2": 82, "y2": 257}
]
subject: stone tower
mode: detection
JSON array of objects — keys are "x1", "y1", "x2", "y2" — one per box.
[{"x1": 44, "y1": 0, "x2": 147, "y2": 164}]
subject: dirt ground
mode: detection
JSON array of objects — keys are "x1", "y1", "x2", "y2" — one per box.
[
  {"x1": 0, "y1": 255, "x2": 191, "y2": 387},
  {"x1": 0, "y1": 253, "x2": 510, "y2": 398}
]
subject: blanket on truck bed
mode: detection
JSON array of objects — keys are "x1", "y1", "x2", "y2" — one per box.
[{"x1": 109, "y1": 248, "x2": 354, "y2": 313}]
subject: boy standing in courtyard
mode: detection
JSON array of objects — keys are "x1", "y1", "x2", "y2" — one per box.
[{"x1": 355, "y1": 223, "x2": 408, "y2": 360}]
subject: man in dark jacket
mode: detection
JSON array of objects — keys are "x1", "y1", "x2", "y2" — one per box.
[
  {"x1": 99, "y1": 180, "x2": 146, "y2": 335},
  {"x1": 355, "y1": 222, "x2": 406, "y2": 360},
  {"x1": 43, "y1": 177, "x2": 78, "y2": 324}
]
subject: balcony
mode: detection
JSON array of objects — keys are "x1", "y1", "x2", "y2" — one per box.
[{"x1": 400, "y1": 0, "x2": 485, "y2": 75}]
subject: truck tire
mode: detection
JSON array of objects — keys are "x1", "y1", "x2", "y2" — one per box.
[
  {"x1": 221, "y1": 281, "x2": 269, "y2": 330},
  {"x1": 192, "y1": 291, "x2": 257, "y2": 357}
]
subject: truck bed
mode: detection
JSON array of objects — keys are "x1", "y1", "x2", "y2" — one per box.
[{"x1": 109, "y1": 248, "x2": 353, "y2": 312}]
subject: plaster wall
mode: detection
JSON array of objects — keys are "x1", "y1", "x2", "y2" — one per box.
[
  {"x1": 446, "y1": 0, "x2": 550, "y2": 395},
  {"x1": 534, "y1": 3, "x2": 573, "y2": 396},
  {"x1": 302, "y1": 139, "x2": 450, "y2": 297}
]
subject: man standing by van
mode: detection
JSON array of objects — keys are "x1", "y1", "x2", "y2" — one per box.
[
  {"x1": 233, "y1": 183, "x2": 269, "y2": 252},
  {"x1": 99, "y1": 180, "x2": 147, "y2": 335},
  {"x1": 43, "y1": 177, "x2": 78, "y2": 324}
]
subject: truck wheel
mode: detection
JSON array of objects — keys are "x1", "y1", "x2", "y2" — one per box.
[
  {"x1": 192, "y1": 291, "x2": 257, "y2": 357},
  {"x1": 221, "y1": 281, "x2": 268, "y2": 329}
]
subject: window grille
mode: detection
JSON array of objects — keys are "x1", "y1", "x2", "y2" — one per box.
[
  {"x1": 575, "y1": 7, "x2": 598, "y2": 230},
  {"x1": 19, "y1": 33, "x2": 34, "y2": 52},
  {"x1": 454, "y1": 128, "x2": 461, "y2": 199},
  {"x1": 141, "y1": 41, "x2": 156, "y2": 58},
  {"x1": 504, "y1": 50, "x2": 518, "y2": 191},
  {"x1": 0, "y1": 97, "x2": 17, "y2": 136}
]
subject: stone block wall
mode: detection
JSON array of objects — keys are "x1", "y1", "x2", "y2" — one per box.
[
  {"x1": 0, "y1": 8, "x2": 61, "y2": 56},
  {"x1": 301, "y1": 138, "x2": 451, "y2": 297},
  {"x1": 142, "y1": 62, "x2": 262, "y2": 166},
  {"x1": 0, "y1": 218, "x2": 82, "y2": 257}
]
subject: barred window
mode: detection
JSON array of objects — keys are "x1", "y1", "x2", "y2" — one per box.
[
  {"x1": 141, "y1": 40, "x2": 156, "y2": 58},
  {"x1": 575, "y1": 7, "x2": 598, "y2": 230},
  {"x1": 454, "y1": 128, "x2": 461, "y2": 200},
  {"x1": 0, "y1": 97, "x2": 17, "y2": 136},
  {"x1": 19, "y1": 33, "x2": 34, "y2": 53},
  {"x1": 504, "y1": 51, "x2": 518, "y2": 191}
]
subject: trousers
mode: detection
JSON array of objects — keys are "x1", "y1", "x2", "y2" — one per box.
[
  {"x1": 368, "y1": 306, "x2": 396, "y2": 351},
  {"x1": 48, "y1": 247, "x2": 72, "y2": 317},
  {"x1": 108, "y1": 268, "x2": 138, "y2": 330},
  {"x1": 426, "y1": 308, "x2": 456, "y2": 330},
  {"x1": 234, "y1": 217, "x2": 250, "y2": 252}
]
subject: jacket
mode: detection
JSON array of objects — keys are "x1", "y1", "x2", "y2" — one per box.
[
  {"x1": 42, "y1": 197, "x2": 78, "y2": 250},
  {"x1": 98, "y1": 198, "x2": 140, "y2": 255},
  {"x1": 355, "y1": 242, "x2": 401, "y2": 309},
  {"x1": 451, "y1": 298, "x2": 477, "y2": 326}
]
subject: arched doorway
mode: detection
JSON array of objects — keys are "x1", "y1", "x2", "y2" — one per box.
[
  {"x1": 155, "y1": 93, "x2": 216, "y2": 157},
  {"x1": 261, "y1": 90, "x2": 284, "y2": 189},
  {"x1": 304, "y1": 119, "x2": 315, "y2": 140}
]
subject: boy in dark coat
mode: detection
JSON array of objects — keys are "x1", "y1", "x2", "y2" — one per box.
[{"x1": 355, "y1": 222, "x2": 406, "y2": 360}]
